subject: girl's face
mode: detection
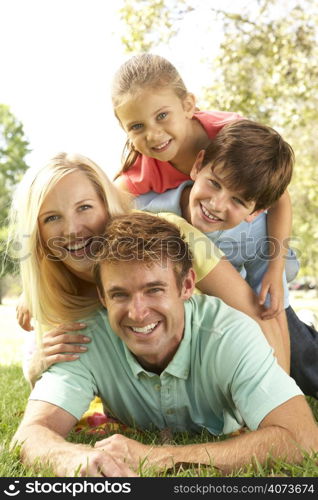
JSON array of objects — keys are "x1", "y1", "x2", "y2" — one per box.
[
  {"x1": 38, "y1": 170, "x2": 108, "y2": 281},
  {"x1": 116, "y1": 87, "x2": 195, "y2": 164}
]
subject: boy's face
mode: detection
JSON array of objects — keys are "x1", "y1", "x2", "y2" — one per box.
[{"x1": 188, "y1": 157, "x2": 261, "y2": 233}]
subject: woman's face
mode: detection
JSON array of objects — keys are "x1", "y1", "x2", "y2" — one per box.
[{"x1": 38, "y1": 170, "x2": 108, "y2": 281}]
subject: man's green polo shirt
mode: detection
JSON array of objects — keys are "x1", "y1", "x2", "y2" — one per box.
[{"x1": 30, "y1": 295, "x2": 302, "y2": 435}]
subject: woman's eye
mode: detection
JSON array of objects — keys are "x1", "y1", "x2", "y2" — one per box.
[
  {"x1": 79, "y1": 204, "x2": 92, "y2": 211},
  {"x1": 44, "y1": 215, "x2": 59, "y2": 223},
  {"x1": 157, "y1": 112, "x2": 167, "y2": 120}
]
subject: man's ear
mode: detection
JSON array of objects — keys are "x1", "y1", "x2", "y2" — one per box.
[
  {"x1": 97, "y1": 286, "x2": 107, "y2": 308},
  {"x1": 244, "y1": 208, "x2": 265, "y2": 223},
  {"x1": 190, "y1": 150, "x2": 205, "y2": 180},
  {"x1": 180, "y1": 268, "x2": 196, "y2": 301},
  {"x1": 182, "y1": 93, "x2": 196, "y2": 118}
]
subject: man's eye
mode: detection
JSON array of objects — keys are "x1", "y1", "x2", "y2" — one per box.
[
  {"x1": 148, "y1": 288, "x2": 163, "y2": 294},
  {"x1": 157, "y1": 112, "x2": 167, "y2": 120},
  {"x1": 111, "y1": 293, "x2": 127, "y2": 299},
  {"x1": 44, "y1": 215, "x2": 59, "y2": 223},
  {"x1": 131, "y1": 123, "x2": 143, "y2": 131}
]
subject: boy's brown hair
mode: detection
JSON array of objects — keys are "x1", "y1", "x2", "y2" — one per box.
[
  {"x1": 94, "y1": 212, "x2": 193, "y2": 298},
  {"x1": 201, "y1": 119, "x2": 294, "y2": 211}
]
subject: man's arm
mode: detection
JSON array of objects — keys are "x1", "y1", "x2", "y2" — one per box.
[
  {"x1": 94, "y1": 396, "x2": 318, "y2": 474},
  {"x1": 11, "y1": 400, "x2": 136, "y2": 477}
]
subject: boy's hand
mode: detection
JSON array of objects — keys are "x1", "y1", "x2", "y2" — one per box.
[{"x1": 259, "y1": 268, "x2": 284, "y2": 320}]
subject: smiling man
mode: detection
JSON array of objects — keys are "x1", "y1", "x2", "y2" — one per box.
[{"x1": 12, "y1": 213, "x2": 318, "y2": 476}]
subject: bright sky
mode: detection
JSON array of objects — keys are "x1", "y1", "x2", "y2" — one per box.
[{"x1": 0, "y1": 0, "x2": 237, "y2": 178}]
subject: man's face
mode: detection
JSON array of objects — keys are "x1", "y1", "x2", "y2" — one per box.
[
  {"x1": 189, "y1": 161, "x2": 260, "y2": 233},
  {"x1": 100, "y1": 259, "x2": 195, "y2": 372}
]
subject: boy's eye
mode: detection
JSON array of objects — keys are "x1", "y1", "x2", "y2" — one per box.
[
  {"x1": 232, "y1": 197, "x2": 246, "y2": 207},
  {"x1": 157, "y1": 112, "x2": 167, "y2": 120},
  {"x1": 209, "y1": 179, "x2": 221, "y2": 189},
  {"x1": 44, "y1": 214, "x2": 59, "y2": 223},
  {"x1": 130, "y1": 123, "x2": 143, "y2": 131}
]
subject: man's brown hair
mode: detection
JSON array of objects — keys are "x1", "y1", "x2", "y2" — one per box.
[
  {"x1": 201, "y1": 119, "x2": 294, "y2": 211},
  {"x1": 94, "y1": 212, "x2": 193, "y2": 298}
]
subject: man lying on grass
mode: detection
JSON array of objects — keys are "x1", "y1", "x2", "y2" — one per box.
[{"x1": 12, "y1": 213, "x2": 318, "y2": 477}]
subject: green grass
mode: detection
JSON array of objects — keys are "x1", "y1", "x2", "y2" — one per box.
[{"x1": 1, "y1": 364, "x2": 318, "y2": 478}]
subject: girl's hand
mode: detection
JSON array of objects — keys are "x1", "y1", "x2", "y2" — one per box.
[
  {"x1": 16, "y1": 293, "x2": 33, "y2": 331},
  {"x1": 259, "y1": 269, "x2": 284, "y2": 320}
]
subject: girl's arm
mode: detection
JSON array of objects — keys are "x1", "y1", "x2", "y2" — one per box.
[
  {"x1": 196, "y1": 257, "x2": 290, "y2": 373},
  {"x1": 259, "y1": 190, "x2": 292, "y2": 319}
]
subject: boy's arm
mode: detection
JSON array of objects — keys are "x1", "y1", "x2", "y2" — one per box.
[{"x1": 259, "y1": 190, "x2": 292, "y2": 319}]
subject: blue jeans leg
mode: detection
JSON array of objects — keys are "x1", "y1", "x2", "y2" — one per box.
[{"x1": 286, "y1": 305, "x2": 318, "y2": 399}]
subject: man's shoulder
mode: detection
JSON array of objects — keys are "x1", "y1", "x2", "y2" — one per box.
[{"x1": 187, "y1": 295, "x2": 263, "y2": 341}]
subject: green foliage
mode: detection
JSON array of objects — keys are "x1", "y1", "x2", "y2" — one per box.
[
  {"x1": 119, "y1": 0, "x2": 192, "y2": 53},
  {"x1": 0, "y1": 104, "x2": 30, "y2": 280}
]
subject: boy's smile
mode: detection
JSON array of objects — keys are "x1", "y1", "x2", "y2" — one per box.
[{"x1": 185, "y1": 161, "x2": 260, "y2": 233}]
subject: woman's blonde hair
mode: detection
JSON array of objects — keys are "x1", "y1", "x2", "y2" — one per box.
[
  {"x1": 8, "y1": 152, "x2": 131, "y2": 330},
  {"x1": 111, "y1": 53, "x2": 188, "y2": 177}
]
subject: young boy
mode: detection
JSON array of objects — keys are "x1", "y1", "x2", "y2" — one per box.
[{"x1": 136, "y1": 119, "x2": 318, "y2": 399}]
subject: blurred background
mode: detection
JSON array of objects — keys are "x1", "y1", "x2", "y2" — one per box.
[{"x1": 1, "y1": 0, "x2": 317, "y2": 363}]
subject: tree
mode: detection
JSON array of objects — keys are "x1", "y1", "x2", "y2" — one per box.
[
  {"x1": 0, "y1": 104, "x2": 30, "y2": 302},
  {"x1": 119, "y1": 0, "x2": 318, "y2": 279}
]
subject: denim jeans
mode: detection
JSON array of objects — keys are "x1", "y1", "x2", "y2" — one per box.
[{"x1": 286, "y1": 305, "x2": 318, "y2": 399}]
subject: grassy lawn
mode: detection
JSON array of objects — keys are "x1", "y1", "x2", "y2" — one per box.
[{"x1": 1, "y1": 298, "x2": 318, "y2": 478}]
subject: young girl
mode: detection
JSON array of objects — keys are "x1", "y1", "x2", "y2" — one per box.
[{"x1": 111, "y1": 53, "x2": 295, "y2": 320}]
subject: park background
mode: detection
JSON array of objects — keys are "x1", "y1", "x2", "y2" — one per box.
[{"x1": 0, "y1": 0, "x2": 318, "y2": 477}]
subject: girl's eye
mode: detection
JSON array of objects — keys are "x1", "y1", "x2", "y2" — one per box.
[
  {"x1": 44, "y1": 215, "x2": 59, "y2": 223},
  {"x1": 131, "y1": 123, "x2": 143, "y2": 131},
  {"x1": 79, "y1": 204, "x2": 92, "y2": 211},
  {"x1": 157, "y1": 112, "x2": 167, "y2": 120}
]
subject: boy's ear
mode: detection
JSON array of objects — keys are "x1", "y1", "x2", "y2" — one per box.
[
  {"x1": 182, "y1": 93, "x2": 196, "y2": 118},
  {"x1": 244, "y1": 208, "x2": 265, "y2": 223},
  {"x1": 190, "y1": 149, "x2": 206, "y2": 180}
]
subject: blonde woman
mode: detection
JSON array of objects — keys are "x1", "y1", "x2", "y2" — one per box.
[{"x1": 10, "y1": 152, "x2": 288, "y2": 389}]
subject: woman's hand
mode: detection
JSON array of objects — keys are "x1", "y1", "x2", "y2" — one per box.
[
  {"x1": 39, "y1": 323, "x2": 91, "y2": 369},
  {"x1": 16, "y1": 293, "x2": 33, "y2": 331},
  {"x1": 26, "y1": 323, "x2": 91, "y2": 386}
]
